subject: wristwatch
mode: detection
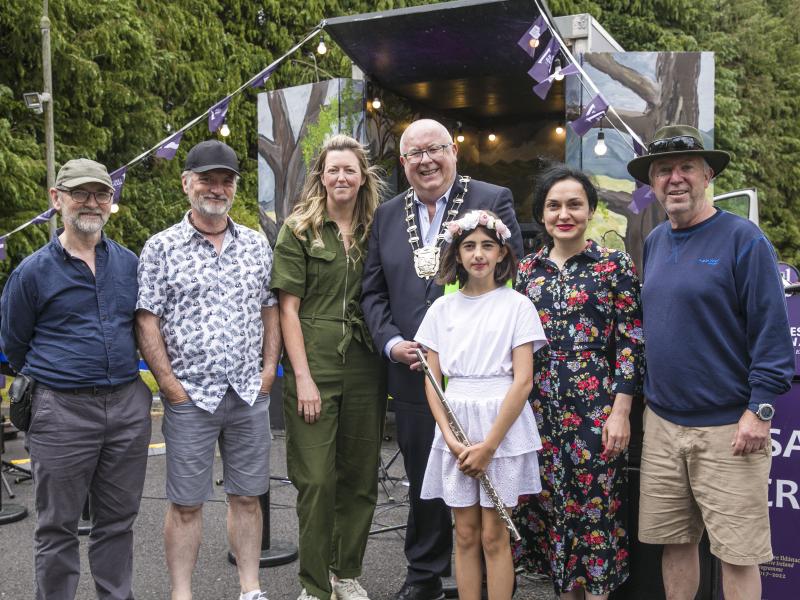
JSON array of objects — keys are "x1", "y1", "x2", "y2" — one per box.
[{"x1": 753, "y1": 403, "x2": 775, "y2": 421}]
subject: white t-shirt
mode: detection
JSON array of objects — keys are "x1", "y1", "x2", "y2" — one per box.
[{"x1": 415, "y1": 286, "x2": 547, "y2": 378}]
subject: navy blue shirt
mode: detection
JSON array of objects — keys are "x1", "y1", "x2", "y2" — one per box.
[
  {"x1": 0, "y1": 231, "x2": 140, "y2": 389},
  {"x1": 642, "y1": 209, "x2": 794, "y2": 426}
]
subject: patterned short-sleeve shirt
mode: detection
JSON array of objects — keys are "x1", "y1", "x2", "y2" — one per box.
[{"x1": 137, "y1": 212, "x2": 277, "y2": 413}]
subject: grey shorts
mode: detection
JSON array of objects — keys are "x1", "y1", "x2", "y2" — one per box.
[{"x1": 162, "y1": 387, "x2": 270, "y2": 506}]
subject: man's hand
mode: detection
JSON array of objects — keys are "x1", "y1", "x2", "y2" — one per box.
[
  {"x1": 731, "y1": 409, "x2": 771, "y2": 456},
  {"x1": 390, "y1": 340, "x2": 425, "y2": 371},
  {"x1": 162, "y1": 380, "x2": 190, "y2": 406},
  {"x1": 260, "y1": 368, "x2": 276, "y2": 395},
  {"x1": 457, "y1": 442, "x2": 495, "y2": 479},
  {"x1": 296, "y1": 373, "x2": 322, "y2": 424}
]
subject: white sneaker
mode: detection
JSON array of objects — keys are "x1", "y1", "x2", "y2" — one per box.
[
  {"x1": 239, "y1": 591, "x2": 268, "y2": 600},
  {"x1": 297, "y1": 589, "x2": 323, "y2": 600},
  {"x1": 331, "y1": 578, "x2": 370, "y2": 600}
]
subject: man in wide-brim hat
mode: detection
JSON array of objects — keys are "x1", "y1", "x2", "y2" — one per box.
[
  {"x1": 627, "y1": 124, "x2": 730, "y2": 186},
  {"x1": 631, "y1": 124, "x2": 794, "y2": 600}
]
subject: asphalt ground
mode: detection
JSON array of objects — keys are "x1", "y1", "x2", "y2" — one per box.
[{"x1": 0, "y1": 402, "x2": 554, "y2": 600}]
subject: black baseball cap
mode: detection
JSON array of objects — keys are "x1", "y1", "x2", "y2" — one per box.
[{"x1": 184, "y1": 140, "x2": 240, "y2": 175}]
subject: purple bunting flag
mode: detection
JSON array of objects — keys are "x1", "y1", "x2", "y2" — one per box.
[
  {"x1": 633, "y1": 137, "x2": 647, "y2": 157},
  {"x1": 569, "y1": 93, "x2": 609, "y2": 137},
  {"x1": 532, "y1": 62, "x2": 580, "y2": 100},
  {"x1": 31, "y1": 208, "x2": 56, "y2": 225},
  {"x1": 208, "y1": 96, "x2": 232, "y2": 133},
  {"x1": 110, "y1": 166, "x2": 127, "y2": 202},
  {"x1": 517, "y1": 16, "x2": 546, "y2": 58},
  {"x1": 250, "y1": 65, "x2": 276, "y2": 89},
  {"x1": 0, "y1": 236, "x2": 6, "y2": 261},
  {"x1": 630, "y1": 184, "x2": 656, "y2": 214},
  {"x1": 155, "y1": 130, "x2": 184, "y2": 160},
  {"x1": 527, "y1": 37, "x2": 560, "y2": 83}
]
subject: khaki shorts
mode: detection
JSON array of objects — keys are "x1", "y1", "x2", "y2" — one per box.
[{"x1": 638, "y1": 406, "x2": 772, "y2": 565}]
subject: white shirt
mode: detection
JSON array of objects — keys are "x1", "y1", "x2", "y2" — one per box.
[{"x1": 414, "y1": 286, "x2": 547, "y2": 377}]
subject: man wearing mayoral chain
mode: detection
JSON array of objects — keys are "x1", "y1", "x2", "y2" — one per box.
[{"x1": 361, "y1": 118, "x2": 522, "y2": 600}]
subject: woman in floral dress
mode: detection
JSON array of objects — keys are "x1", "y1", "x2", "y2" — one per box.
[{"x1": 512, "y1": 164, "x2": 644, "y2": 599}]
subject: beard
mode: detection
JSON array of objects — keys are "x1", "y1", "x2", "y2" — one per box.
[
  {"x1": 66, "y1": 210, "x2": 109, "y2": 234},
  {"x1": 191, "y1": 194, "x2": 233, "y2": 218}
]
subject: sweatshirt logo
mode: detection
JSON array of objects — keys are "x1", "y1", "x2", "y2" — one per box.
[{"x1": 697, "y1": 257, "x2": 720, "y2": 266}]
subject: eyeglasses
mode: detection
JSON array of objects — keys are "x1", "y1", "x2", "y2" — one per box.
[
  {"x1": 59, "y1": 189, "x2": 114, "y2": 205},
  {"x1": 401, "y1": 143, "x2": 452, "y2": 164},
  {"x1": 647, "y1": 136, "x2": 704, "y2": 154}
]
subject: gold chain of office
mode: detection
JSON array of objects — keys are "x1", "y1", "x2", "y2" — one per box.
[{"x1": 404, "y1": 175, "x2": 471, "y2": 279}]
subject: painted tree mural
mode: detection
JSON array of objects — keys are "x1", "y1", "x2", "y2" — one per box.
[{"x1": 577, "y1": 52, "x2": 705, "y2": 269}]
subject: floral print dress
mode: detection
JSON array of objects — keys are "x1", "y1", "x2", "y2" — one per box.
[{"x1": 512, "y1": 240, "x2": 644, "y2": 595}]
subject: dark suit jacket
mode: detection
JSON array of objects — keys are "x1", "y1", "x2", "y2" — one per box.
[{"x1": 361, "y1": 175, "x2": 522, "y2": 412}]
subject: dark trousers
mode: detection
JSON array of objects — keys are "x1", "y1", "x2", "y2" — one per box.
[
  {"x1": 26, "y1": 378, "x2": 153, "y2": 600},
  {"x1": 395, "y1": 406, "x2": 452, "y2": 587}
]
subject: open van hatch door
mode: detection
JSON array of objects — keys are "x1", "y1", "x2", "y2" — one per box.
[{"x1": 713, "y1": 188, "x2": 758, "y2": 225}]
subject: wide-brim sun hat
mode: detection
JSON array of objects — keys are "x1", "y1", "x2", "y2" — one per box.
[{"x1": 627, "y1": 124, "x2": 730, "y2": 184}]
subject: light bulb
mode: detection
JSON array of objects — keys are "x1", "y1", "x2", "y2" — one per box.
[
  {"x1": 594, "y1": 130, "x2": 607, "y2": 156},
  {"x1": 555, "y1": 126, "x2": 565, "y2": 135},
  {"x1": 110, "y1": 203, "x2": 120, "y2": 214},
  {"x1": 456, "y1": 133, "x2": 465, "y2": 143},
  {"x1": 488, "y1": 133, "x2": 497, "y2": 142},
  {"x1": 528, "y1": 37, "x2": 540, "y2": 49},
  {"x1": 317, "y1": 36, "x2": 327, "y2": 55},
  {"x1": 372, "y1": 97, "x2": 381, "y2": 110},
  {"x1": 553, "y1": 58, "x2": 564, "y2": 81},
  {"x1": 220, "y1": 122, "x2": 231, "y2": 137}
]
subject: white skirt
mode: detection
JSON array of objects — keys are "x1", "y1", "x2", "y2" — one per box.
[{"x1": 420, "y1": 376, "x2": 542, "y2": 508}]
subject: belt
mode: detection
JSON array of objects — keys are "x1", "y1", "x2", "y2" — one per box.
[{"x1": 61, "y1": 382, "x2": 132, "y2": 396}]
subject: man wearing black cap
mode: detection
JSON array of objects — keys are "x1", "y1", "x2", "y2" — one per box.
[
  {"x1": 1, "y1": 158, "x2": 153, "y2": 599},
  {"x1": 628, "y1": 125, "x2": 794, "y2": 600},
  {"x1": 136, "y1": 141, "x2": 281, "y2": 600}
]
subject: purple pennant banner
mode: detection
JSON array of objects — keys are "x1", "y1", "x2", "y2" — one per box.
[
  {"x1": 0, "y1": 236, "x2": 6, "y2": 260},
  {"x1": 527, "y1": 37, "x2": 559, "y2": 83},
  {"x1": 516, "y1": 16, "x2": 546, "y2": 58},
  {"x1": 569, "y1": 93, "x2": 609, "y2": 137},
  {"x1": 155, "y1": 130, "x2": 184, "y2": 160},
  {"x1": 110, "y1": 166, "x2": 127, "y2": 202},
  {"x1": 250, "y1": 65, "x2": 276, "y2": 89},
  {"x1": 31, "y1": 208, "x2": 56, "y2": 224},
  {"x1": 633, "y1": 137, "x2": 647, "y2": 157},
  {"x1": 630, "y1": 184, "x2": 656, "y2": 214},
  {"x1": 532, "y1": 62, "x2": 580, "y2": 100},
  {"x1": 208, "y1": 96, "x2": 232, "y2": 133}
]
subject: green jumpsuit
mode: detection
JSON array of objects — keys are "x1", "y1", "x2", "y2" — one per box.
[{"x1": 271, "y1": 217, "x2": 387, "y2": 600}]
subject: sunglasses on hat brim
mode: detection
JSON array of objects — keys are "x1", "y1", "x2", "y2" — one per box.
[{"x1": 647, "y1": 135, "x2": 704, "y2": 154}]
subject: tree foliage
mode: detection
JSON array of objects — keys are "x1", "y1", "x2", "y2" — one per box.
[{"x1": 1, "y1": 0, "x2": 798, "y2": 289}]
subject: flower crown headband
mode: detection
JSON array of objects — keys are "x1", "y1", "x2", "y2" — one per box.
[{"x1": 442, "y1": 210, "x2": 512, "y2": 245}]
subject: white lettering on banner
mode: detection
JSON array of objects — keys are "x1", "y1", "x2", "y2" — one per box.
[
  {"x1": 771, "y1": 429, "x2": 800, "y2": 457},
  {"x1": 768, "y1": 478, "x2": 800, "y2": 509}
]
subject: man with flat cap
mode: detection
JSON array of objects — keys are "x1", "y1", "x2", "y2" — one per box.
[
  {"x1": 1, "y1": 158, "x2": 153, "y2": 599},
  {"x1": 136, "y1": 140, "x2": 281, "y2": 600},
  {"x1": 628, "y1": 125, "x2": 794, "y2": 600}
]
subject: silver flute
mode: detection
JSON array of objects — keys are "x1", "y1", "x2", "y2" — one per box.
[{"x1": 415, "y1": 349, "x2": 521, "y2": 542}]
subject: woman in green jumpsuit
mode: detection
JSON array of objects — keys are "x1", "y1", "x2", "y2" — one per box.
[{"x1": 271, "y1": 134, "x2": 387, "y2": 600}]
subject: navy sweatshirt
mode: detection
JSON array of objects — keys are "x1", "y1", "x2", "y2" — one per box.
[{"x1": 641, "y1": 209, "x2": 794, "y2": 426}]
